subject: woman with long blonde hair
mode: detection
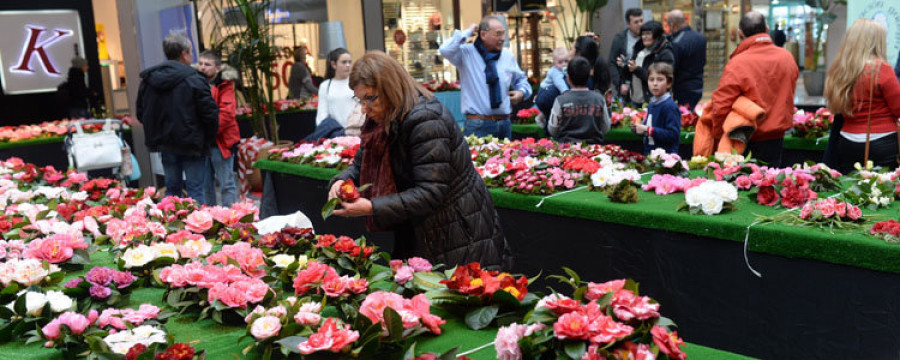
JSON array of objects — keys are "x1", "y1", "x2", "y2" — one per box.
[
  {"x1": 326, "y1": 51, "x2": 513, "y2": 270},
  {"x1": 824, "y1": 19, "x2": 900, "y2": 173}
]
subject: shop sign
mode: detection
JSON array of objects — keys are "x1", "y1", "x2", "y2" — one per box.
[
  {"x1": 849, "y1": 0, "x2": 900, "y2": 65},
  {"x1": 0, "y1": 10, "x2": 85, "y2": 95}
]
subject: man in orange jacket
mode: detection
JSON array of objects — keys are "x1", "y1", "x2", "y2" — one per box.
[{"x1": 706, "y1": 12, "x2": 798, "y2": 167}]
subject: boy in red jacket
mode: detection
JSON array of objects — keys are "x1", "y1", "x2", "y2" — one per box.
[{"x1": 198, "y1": 51, "x2": 240, "y2": 206}]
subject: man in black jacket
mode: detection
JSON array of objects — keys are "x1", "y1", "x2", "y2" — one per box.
[
  {"x1": 609, "y1": 8, "x2": 644, "y2": 100},
  {"x1": 667, "y1": 9, "x2": 706, "y2": 108},
  {"x1": 137, "y1": 33, "x2": 218, "y2": 204}
]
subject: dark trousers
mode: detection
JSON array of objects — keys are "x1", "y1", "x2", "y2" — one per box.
[
  {"x1": 745, "y1": 137, "x2": 784, "y2": 168},
  {"x1": 534, "y1": 86, "x2": 561, "y2": 118},
  {"x1": 834, "y1": 134, "x2": 899, "y2": 175}
]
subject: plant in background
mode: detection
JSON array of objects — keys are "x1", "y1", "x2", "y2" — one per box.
[
  {"x1": 792, "y1": 108, "x2": 834, "y2": 140},
  {"x1": 589, "y1": 167, "x2": 642, "y2": 203},
  {"x1": 869, "y1": 219, "x2": 900, "y2": 244},
  {"x1": 208, "y1": 0, "x2": 280, "y2": 142},
  {"x1": 757, "y1": 197, "x2": 865, "y2": 233},
  {"x1": 63, "y1": 266, "x2": 138, "y2": 310},
  {"x1": 547, "y1": 0, "x2": 609, "y2": 45}
]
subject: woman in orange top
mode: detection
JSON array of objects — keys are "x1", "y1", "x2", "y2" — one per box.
[{"x1": 824, "y1": 19, "x2": 900, "y2": 174}]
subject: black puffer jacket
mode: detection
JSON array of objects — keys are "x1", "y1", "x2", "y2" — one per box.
[
  {"x1": 623, "y1": 39, "x2": 676, "y2": 104},
  {"x1": 137, "y1": 60, "x2": 218, "y2": 157},
  {"x1": 332, "y1": 97, "x2": 513, "y2": 270}
]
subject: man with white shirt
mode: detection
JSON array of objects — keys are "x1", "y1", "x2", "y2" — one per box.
[{"x1": 440, "y1": 16, "x2": 531, "y2": 139}]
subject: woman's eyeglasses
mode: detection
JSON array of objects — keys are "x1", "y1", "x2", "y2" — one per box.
[{"x1": 353, "y1": 94, "x2": 379, "y2": 106}]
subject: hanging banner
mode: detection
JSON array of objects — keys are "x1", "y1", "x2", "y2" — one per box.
[{"x1": 848, "y1": 0, "x2": 900, "y2": 65}]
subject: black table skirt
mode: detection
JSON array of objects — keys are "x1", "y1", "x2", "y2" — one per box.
[
  {"x1": 260, "y1": 169, "x2": 900, "y2": 360},
  {"x1": 238, "y1": 111, "x2": 317, "y2": 142}
]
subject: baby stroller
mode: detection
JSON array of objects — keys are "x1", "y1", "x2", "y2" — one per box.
[{"x1": 64, "y1": 119, "x2": 138, "y2": 181}]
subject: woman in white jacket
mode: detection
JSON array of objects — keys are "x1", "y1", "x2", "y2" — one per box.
[{"x1": 315, "y1": 48, "x2": 363, "y2": 136}]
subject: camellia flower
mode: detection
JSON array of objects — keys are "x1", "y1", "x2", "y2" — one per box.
[
  {"x1": 297, "y1": 318, "x2": 359, "y2": 354},
  {"x1": 651, "y1": 326, "x2": 687, "y2": 360},
  {"x1": 250, "y1": 315, "x2": 282, "y2": 340},
  {"x1": 120, "y1": 245, "x2": 156, "y2": 268}
]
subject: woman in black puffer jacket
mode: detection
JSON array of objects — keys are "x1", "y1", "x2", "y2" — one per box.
[
  {"x1": 328, "y1": 51, "x2": 513, "y2": 271},
  {"x1": 623, "y1": 21, "x2": 675, "y2": 106}
]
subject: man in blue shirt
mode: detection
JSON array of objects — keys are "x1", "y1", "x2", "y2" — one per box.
[{"x1": 440, "y1": 16, "x2": 532, "y2": 139}]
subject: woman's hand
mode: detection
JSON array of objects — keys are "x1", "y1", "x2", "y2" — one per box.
[
  {"x1": 333, "y1": 198, "x2": 374, "y2": 217},
  {"x1": 627, "y1": 60, "x2": 638, "y2": 72},
  {"x1": 328, "y1": 180, "x2": 344, "y2": 200}
]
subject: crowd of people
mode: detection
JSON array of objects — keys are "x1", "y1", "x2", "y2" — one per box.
[{"x1": 133, "y1": 10, "x2": 900, "y2": 270}]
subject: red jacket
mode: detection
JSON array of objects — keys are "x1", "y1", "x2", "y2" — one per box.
[
  {"x1": 840, "y1": 61, "x2": 900, "y2": 134},
  {"x1": 708, "y1": 34, "x2": 798, "y2": 141},
  {"x1": 210, "y1": 79, "x2": 240, "y2": 158}
]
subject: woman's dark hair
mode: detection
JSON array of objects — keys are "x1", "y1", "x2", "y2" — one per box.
[
  {"x1": 640, "y1": 21, "x2": 665, "y2": 41},
  {"x1": 325, "y1": 47, "x2": 350, "y2": 80},
  {"x1": 573, "y1": 36, "x2": 610, "y2": 94},
  {"x1": 574, "y1": 36, "x2": 599, "y2": 65}
]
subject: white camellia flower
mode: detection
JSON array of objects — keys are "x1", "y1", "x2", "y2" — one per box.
[
  {"x1": 296, "y1": 255, "x2": 309, "y2": 269},
  {"x1": 104, "y1": 325, "x2": 167, "y2": 354},
  {"x1": 879, "y1": 197, "x2": 891, "y2": 207},
  {"x1": 151, "y1": 243, "x2": 180, "y2": 260},
  {"x1": 45, "y1": 290, "x2": 74, "y2": 313},
  {"x1": 713, "y1": 181, "x2": 738, "y2": 202},
  {"x1": 121, "y1": 245, "x2": 156, "y2": 268},
  {"x1": 68, "y1": 191, "x2": 89, "y2": 202},
  {"x1": 24, "y1": 291, "x2": 48, "y2": 316},
  {"x1": 270, "y1": 254, "x2": 295, "y2": 268},
  {"x1": 700, "y1": 195, "x2": 724, "y2": 215},
  {"x1": 591, "y1": 168, "x2": 612, "y2": 188},
  {"x1": 685, "y1": 187, "x2": 704, "y2": 208}
]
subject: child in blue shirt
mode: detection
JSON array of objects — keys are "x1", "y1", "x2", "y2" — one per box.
[
  {"x1": 534, "y1": 48, "x2": 571, "y2": 126},
  {"x1": 631, "y1": 62, "x2": 680, "y2": 154}
]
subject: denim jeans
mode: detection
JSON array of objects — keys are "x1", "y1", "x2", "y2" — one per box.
[
  {"x1": 463, "y1": 118, "x2": 512, "y2": 140},
  {"x1": 161, "y1": 151, "x2": 210, "y2": 205},
  {"x1": 204, "y1": 147, "x2": 238, "y2": 206},
  {"x1": 834, "y1": 134, "x2": 899, "y2": 175}
]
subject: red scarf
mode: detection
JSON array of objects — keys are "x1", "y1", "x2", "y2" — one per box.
[{"x1": 359, "y1": 116, "x2": 397, "y2": 231}]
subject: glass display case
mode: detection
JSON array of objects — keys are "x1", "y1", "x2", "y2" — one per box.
[{"x1": 382, "y1": 0, "x2": 457, "y2": 83}]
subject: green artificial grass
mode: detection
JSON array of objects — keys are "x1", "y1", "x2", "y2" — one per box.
[
  {"x1": 0, "y1": 252, "x2": 753, "y2": 360},
  {"x1": 510, "y1": 125, "x2": 826, "y2": 151},
  {"x1": 255, "y1": 160, "x2": 900, "y2": 274}
]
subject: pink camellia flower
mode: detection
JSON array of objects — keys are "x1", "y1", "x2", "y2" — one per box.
[
  {"x1": 847, "y1": 204, "x2": 862, "y2": 220},
  {"x1": 543, "y1": 297, "x2": 580, "y2": 315},
  {"x1": 799, "y1": 203, "x2": 813, "y2": 220},
  {"x1": 85, "y1": 267, "x2": 115, "y2": 286},
  {"x1": 250, "y1": 315, "x2": 282, "y2": 340},
  {"x1": 816, "y1": 200, "x2": 836, "y2": 218},
  {"x1": 184, "y1": 210, "x2": 213, "y2": 233},
  {"x1": 585, "y1": 279, "x2": 626, "y2": 301},
  {"x1": 166, "y1": 230, "x2": 204, "y2": 244},
  {"x1": 611, "y1": 290, "x2": 660, "y2": 322},
  {"x1": 393, "y1": 266, "x2": 414, "y2": 285},
  {"x1": 346, "y1": 278, "x2": 368, "y2": 294},
  {"x1": 495, "y1": 323, "x2": 528, "y2": 360},
  {"x1": 651, "y1": 326, "x2": 687, "y2": 360},
  {"x1": 407, "y1": 257, "x2": 432, "y2": 272},
  {"x1": 835, "y1": 201, "x2": 847, "y2": 218},
  {"x1": 297, "y1": 318, "x2": 359, "y2": 354},
  {"x1": 612, "y1": 342, "x2": 656, "y2": 360},
  {"x1": 734, "y1": 175, "x2": 753, "y2": 190},
  {"x1": 321, "y1": 276, "x2": 348, "y2": 298},
  {"x1": 295, "y1": 311, "x2": 322, "y2": 327},
  {"x1": 42, "y1": 319, "x2": 62, "y2": 340},
  {"x1": 407, "y1": 294, "x2": 445, "y2": 335},
  {"x1": 359, "y1": 291, "x2": 406, "y2": 326},
  {"x1": 58, "y1": 312, "x2": 90, "y2": 334},
  {"x1": 553, "y1": 312, "x2": 592, "y2": 340},
  {"x1": 588, "y1": 314, "x2": 634, "y2": 344},
  {"x1": 23, "y1": 235, "x2": 78, "y2": 264},
  {"x1": 293, "y1": 261, "x2": 339, "y2": 295},
  {"x1": 389, "y1": 259, "x2": 403, "y2": 271}
]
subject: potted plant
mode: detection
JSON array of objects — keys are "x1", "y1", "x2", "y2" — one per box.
[
  {"x1": 802, "y1": 0, "x2": 846, "y2": 96},
  {"x1": 548, "y1": 0, "x2": 608, "y2": 46}
]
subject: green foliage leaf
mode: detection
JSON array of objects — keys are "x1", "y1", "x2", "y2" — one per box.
[
  {"x1": 464, "y1": 305, "x2": 499, "y2": 330},
  {"x1": 321, "y1": 198, "x2": 341, "y2": 220},
  {"x1": 564, "y1": 341, "x2": 587, "y2": 360},
  {"x1": 384, "y1": 307, "x2": 404, "y2": 342},
  {"x1": 274, "y1": 336, "x2": 308, "y2": 354}
]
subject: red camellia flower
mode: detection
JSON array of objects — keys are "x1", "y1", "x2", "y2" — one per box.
[
  {"x1": 161, "y1": 343, "x2": 195, "y2": 360},
  {"x1": 756, "y1": 186, "x2": 779, "y2": 206},
  {"x1": 338, "y1": 179, "x2": 361, "y2": 202},
  {"x1": 651, "y1": 326, "x2": 687, "y2": 360},
  {"x1": 315, "y1": 234, "x2": 338, "y2": 248},
  {"x1": 125, "y1": 344, "x2": 148, "y2": 360}
]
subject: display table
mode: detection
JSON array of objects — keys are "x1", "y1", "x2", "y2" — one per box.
[
  {"x1": 254, "y1": 159, "x2": 900, "y2": 359},
  {"x1": 237, "y1": 110, "x2": 317, "y2": 142},
  {"x1": 0, "y1": 248, "x2": 752, "y2": 360},
  {"x1": 511, "y1": 124, "x2": 827, "y2": 164},
  {"x1": 0, "y1": 130, "x2": 135, "y2": 171}
]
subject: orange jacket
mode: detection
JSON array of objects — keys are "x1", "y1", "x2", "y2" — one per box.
[
  {"x1": 694, "y1": 96, "x2": 766, "y2": 156},
  {"x1": 706, "y1": 33, "x2": 798, "y2": 142}
]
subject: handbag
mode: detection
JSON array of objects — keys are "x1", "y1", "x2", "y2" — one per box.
[{"x1": 68, "y1": 119, "x2": 123, "y2": 171}]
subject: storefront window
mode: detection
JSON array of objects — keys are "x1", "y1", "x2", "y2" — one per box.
[{"x1": 383, "y1": 0, "x2": 456, "y2": 83}]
